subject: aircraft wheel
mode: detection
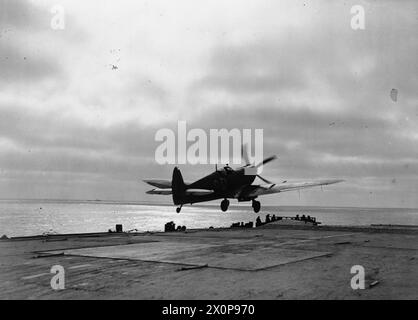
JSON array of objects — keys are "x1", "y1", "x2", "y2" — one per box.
[
  {"x1": 221, "y1": 199, "x2": 230, "y2": 212},
  {"x1": 176, "y1": 207, "x2": 181, "y2": 213},
  {"x1": 252, "y1": 200, "x2": 261, "y2": 213}
]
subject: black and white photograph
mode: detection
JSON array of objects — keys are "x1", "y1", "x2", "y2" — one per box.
[{"x1": 0, "y1": 0, "x2": 417, "y2": 305}]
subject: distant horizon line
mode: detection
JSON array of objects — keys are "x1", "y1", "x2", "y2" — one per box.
[{"x1": 0, "y1": 198, "x2": 417, "y2": 211}]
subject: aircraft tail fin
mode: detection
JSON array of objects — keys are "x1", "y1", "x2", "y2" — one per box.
[{"x1": 172, "y1": 167, "x2": 186, "y2": 205}]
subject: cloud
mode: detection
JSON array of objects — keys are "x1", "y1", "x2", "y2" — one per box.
[
  {"x1": 0, "y1": 0, "x2": 65, "y2": 84},
  {"x1": 0, "y1": 0, "x2": 417, "y2": 207},
  {"x1": 0, "y1": 0, "x2": 46, "y2": 30},
  {"x1": 0, "y1": 41, "x2": 61, "y2": 82}
]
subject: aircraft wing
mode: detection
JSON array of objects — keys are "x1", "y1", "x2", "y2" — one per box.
[
  {"x1": 146, "y1": 188, "x2": 214, "y2": 196},
  {"x1": 243, "y1": 179, "x2": 344, "y2": 198},
  {"x1": 143, "y1": 179, "x2": 194, "y2": 189},
  {"x1": 143, "y1": 179, "x2": 172, "y2": 189}
]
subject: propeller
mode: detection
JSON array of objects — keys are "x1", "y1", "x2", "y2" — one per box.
[
  {"x1": 241, "y1": 144, "x2": 278, "y2": 184},
  {"x1": 251, "y1": 156, "x2": 278, "y2": 184},
  {"x1": 254, "y1": 155, "x2": 277, "y2": 184},
  {"x1": 254, "y1": 155, "x2": 277, "y2": 168},
  {"x1": 256, "y1": 174, "x2": 274, "y2": 184}
]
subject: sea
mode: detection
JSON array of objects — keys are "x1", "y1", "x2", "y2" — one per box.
[{"x1": 0, "y1": 199, "x2": 417, "y2": 237}]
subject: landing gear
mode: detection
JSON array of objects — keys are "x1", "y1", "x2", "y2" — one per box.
[
  {"x1": 221, "y1": 199, "x2": 230, "y2": 212},
  {"x1": 176, "y1": 205, "x2": 183, "y2": 213},
  {"x1": 252, "y1": 200, "x2": 261, "y2": 213}
]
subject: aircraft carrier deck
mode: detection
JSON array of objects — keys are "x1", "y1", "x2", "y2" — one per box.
[{"x1": 1, "y1": 222, "x2": 417, "y2": 299}]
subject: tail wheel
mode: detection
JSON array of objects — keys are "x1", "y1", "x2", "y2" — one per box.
[
  {"x1": 252, "y1": 200, "x2": 261, "y2": 213},
  {"x1": 176, "y1": 206, "x2": 182, "y2": 213},
  {"x1": 221, "y1": 199, "x2": 230, "y2": 212}
]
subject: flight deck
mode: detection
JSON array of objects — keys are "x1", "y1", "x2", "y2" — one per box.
[{"x1": 1, "y1": 222, "x2": 417, "y2": 299}]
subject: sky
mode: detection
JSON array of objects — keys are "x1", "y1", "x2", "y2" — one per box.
[{"x1": 0, "y1": 0, "x2": 417, "y2": 207}]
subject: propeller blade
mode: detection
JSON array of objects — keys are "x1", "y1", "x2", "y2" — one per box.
[
  {"x1": 255, "y1": 155, "x2": 277, "y2": 168},
  {"x1": 256, "y1": 174, "x2": 274, "y2": 184},
  {"x1": 241, "y1": 144, "x2": 251, "y2": 166}
]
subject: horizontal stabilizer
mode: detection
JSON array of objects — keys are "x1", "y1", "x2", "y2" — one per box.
[
  {"x1": 143, "y1": 179, "x2": 172, "y2": 189},
  {"x1": 146, "y1": 188, "x2": 214, "y2": 196}
]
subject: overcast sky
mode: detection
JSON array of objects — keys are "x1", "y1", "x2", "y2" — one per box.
[{"x1": 0, "y1": 0, "x2": 417, "y2": 207}]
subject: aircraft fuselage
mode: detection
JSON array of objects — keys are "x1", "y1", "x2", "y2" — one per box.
[{"x1": 177, "y1": 167, "x2": 256, "y2": 205}]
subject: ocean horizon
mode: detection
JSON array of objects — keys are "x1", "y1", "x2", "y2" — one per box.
[{"x1": 1, "y1": 199, "x2": 417, "y2": 237}]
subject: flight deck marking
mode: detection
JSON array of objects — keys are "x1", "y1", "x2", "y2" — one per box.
[
  {"x1": 107, "y1": 259, "x2": 125, "y2": 263},
  {"x1": 22, "y1": 273, "x2": 49, "y2": 280},
  {"x1": 309, "y1": 233, "x2": 355, "y2": 240},
  {"x1": 274, "y1": 233, "x2": 356, "y2": 247},
  {"x1": 36, "y1": 235, "x2": 353, "y2": 271},
  {"x1": 68, "y1": 264, "x2": 92, "y2": 269}
]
